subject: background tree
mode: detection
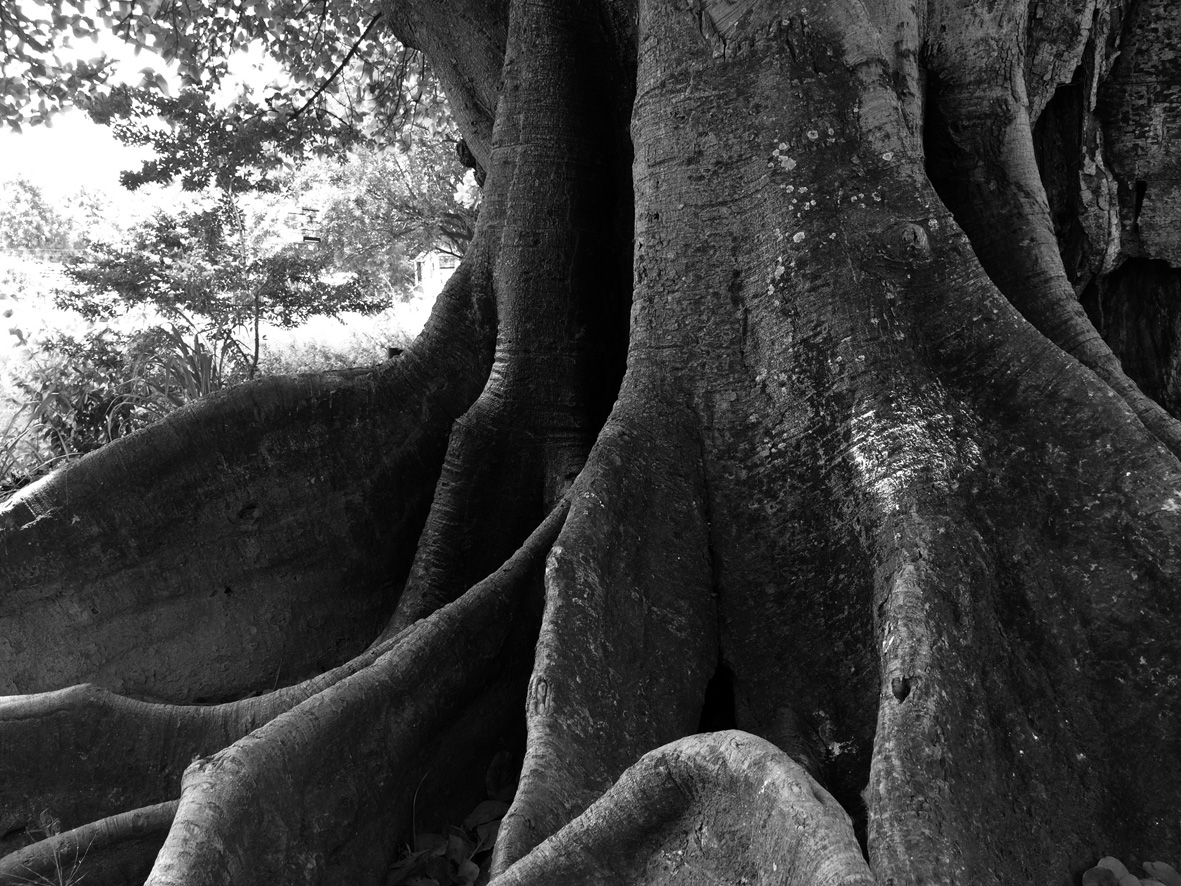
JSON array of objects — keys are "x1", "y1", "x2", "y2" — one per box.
[
  {"x1": 3, "y1": 2, "x2": 1181, "y2": 886},
  {"x1": 83, "y1": 74, "x2": 475, "y2": 299},
  {"x1": 0, "y1": 178, "x2": 400, "y2": 499},
  {"x1": 61, "y1": 197, "x2": 388, "y2": 377},
  {"x1": 0, "y1": 176, "x2": 72, "y2": 252},
  {"x1": 304, "y1": 141, "x2": 478, "y2": 295}
]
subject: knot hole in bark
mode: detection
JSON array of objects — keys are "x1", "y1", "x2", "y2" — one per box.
[
  {"x1": 878, "y1": 222, "x2": 932, "y2": 267},
  {"x1": 529, "y1": 677, "x2": 550, "y2": 715},
  {"x1": 900, "y1": 223, "x2": 929, "y2": 257},
  {"x1": 890, "y1": 675, "x2": 911, "y2": 702}
]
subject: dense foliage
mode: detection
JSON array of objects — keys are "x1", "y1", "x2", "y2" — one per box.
[
  {"x1": 1, "y1": 0, "x2": 477, "y2": 493},
  {"x1": 305, "y1": 143, "x2": 477, "y2": 293},
  {"x1": 2, "y1": 0, "x2": 454, "y2": 159},
  {"x1": 0, "y1": 155, "x2": 455, "y2": 499},
  {"x1": 61, "y1": 196, "x2": 387, "y2": 374},
  {"x1": 0, "y1": 324, "x2": 234, "y2": 498},
  {"x1": 0, "y1": 176, "x2": 77, "y2": 251}
]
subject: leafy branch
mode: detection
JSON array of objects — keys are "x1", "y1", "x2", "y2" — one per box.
[{"x1": 290, "y1": 11, "x2": 383, "y2": 122}]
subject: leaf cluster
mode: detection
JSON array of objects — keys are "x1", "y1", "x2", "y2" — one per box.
[
  {"x1": 0, "y1": 0, "x2": 113, "y2": 130},
  {"x1": 84, "y1": 86, "x2": 331, "y2": 193},
  {"x1": 0, "y1": 324, "x2": 243, "y2": 501},
  {"x1": 3, "y1": 0, "x2": 455, "y2": 165},
  {"x1": 0, "y1": 178, "x2": 73, "y2": 252}
]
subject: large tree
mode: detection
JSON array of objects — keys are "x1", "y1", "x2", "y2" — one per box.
[{"x1": 3, "y1": 0, "x2": 1181, "y2": 884}]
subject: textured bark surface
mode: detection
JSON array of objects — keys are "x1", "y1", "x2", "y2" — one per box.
[
  {"x1": 0, "y1": 265, "x2": 496, "y2": 702},
  {"x1": 385, "y1": 0, "x2": 633, "y2": 632},
  {"x1": 495, "y1": 732, "x2": 874, "y2": 886},
  {"x1": 3, "y1": 0, "x2": 1181, "y2": 884}
]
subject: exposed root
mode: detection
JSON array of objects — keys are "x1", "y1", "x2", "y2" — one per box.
[
  {"x1": 0, "y1": 627, "x2": 429, "y2": 849},
  {"x1": 0, "y1": 501, "x2": 565, "y2": 875},
  {"x1": 493, "y1": 731, "x2": 873, "y2": 886},
  {"x1": 386, "y1": 394, "x2": 553, "y2": 632},
  {"x1": 0, "y1": 260, "x2": 496, "y2": 702},
  {"x1": 139, "y1": 499, "x2": 566, "y2": 885},
  {"x1": 0, "y1": 686, "x2": 234, "y2": 854},
  {"x1": 492, "y1": 400, "x2": 718, "y2": 871},
  {"x1": 847, "y1": 338, "x2": 1181, "y2": 879},
  {"x1": 376, "y1": 490, "x2": 570, "y2": 646},
  {"x1": 0, "y1": 801, "x2": 176, "y2": 886}
]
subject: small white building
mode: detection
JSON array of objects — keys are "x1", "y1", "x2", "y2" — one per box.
[{"x1": 414, "y1": 251, "x2": 460, "y2": 298}]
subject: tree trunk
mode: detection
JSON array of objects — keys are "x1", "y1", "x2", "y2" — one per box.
[{"x1": 3, "y1": 0, "x2": 1181, "y2": 884}]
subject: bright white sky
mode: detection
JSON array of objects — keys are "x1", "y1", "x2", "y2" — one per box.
[
  {"x1": 0, "y1": 110, "x2": 149, "y2": 196},
  {"x1": 0, "y1": 27, "x2": 282, "y2": 198}
]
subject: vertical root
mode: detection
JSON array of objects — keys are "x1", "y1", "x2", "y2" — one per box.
[
  {"x1": 492, "y1": 397, "x2": 718, "y2": 871},
  {"x1": 856, "y1": 398, "x2": 1181, "y2": 880},
  {"x1": 923, "y1": 11, "x2": 1181, "y2": 459},
  {"x1": 384, "y1": 0, "x2": 632, "y2": 632},
  {"x1": 384, "y1": 395, "x2": 553, "y2": 631}
]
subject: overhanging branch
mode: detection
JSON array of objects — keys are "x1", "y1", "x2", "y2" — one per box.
[{"x1": 290, "y1": 11, "x2": 384, "y2": 122}]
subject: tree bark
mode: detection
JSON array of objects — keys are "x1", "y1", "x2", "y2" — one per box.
[
  {"x1": 4, "y1": 0, "x2": 1181, "y2": 883},
  {"x1": 1, "y1": 261, "x2": 495, "y2": 702}
]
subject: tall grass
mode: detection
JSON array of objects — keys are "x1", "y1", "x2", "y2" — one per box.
[
  {"x1": 0, "y1": 326, "x2": 234, "y2": 503},
  {"x1": 1, "y1": 309, "x2": 422, "y2": 504}
]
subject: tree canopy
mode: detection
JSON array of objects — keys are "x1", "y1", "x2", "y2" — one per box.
[{"x1": 2, "y1": 0, "x2": 454, "y2": 158}]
